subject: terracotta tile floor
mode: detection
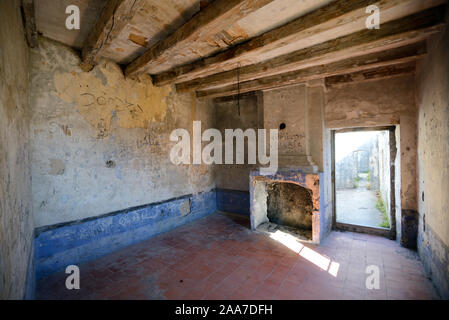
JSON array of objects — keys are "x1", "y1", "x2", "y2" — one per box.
[{"x1": 36, "y1": 212, "x2": 440, "y2": 300}]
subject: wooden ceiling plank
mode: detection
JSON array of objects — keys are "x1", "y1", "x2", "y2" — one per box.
[
  {"x1": 176, "y1": 5, "x2": 445, "y2": 93},
  {"x1": 154, "y1": 0, "x2": 445, "y2": 86},
  {"x1": 80, "y1": 0, "x2": 146, "y2": 72},
  {"x1": 124, "y1": 0, "x2": 276, "y2": 77},
  {"x1": 196, "y1": 41, "x2": 426, "y2": 98}
]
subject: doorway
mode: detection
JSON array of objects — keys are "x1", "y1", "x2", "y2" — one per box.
[{"x1": 332, "y1": 127, "x2": 396, "y2": 238}]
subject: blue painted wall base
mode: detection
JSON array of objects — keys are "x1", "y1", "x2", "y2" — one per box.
[
  {"x1": 216, "y1": 189, "x2": 250, "y2": 216},
  {"x1": 34, "y1": 190, "x2": 216, "y2": 280},
  {"x1": 418, "y1": 223, "x2": 449, "y2": 299}
]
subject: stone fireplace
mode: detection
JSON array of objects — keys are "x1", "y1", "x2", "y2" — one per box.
[
  {"x1": 250, "y1": 168, "x2": 323, "y2": 244},
  {"x1": 248, "y1": 83, "x2": 327, "y2": 244}
]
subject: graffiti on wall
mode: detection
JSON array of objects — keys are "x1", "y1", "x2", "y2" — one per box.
[{"x1": 53, "y1": 61, "x2": 172, "y2": 139}]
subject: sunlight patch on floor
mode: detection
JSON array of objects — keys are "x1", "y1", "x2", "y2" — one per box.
[{"x1": 270, "y1": 230, "x2": 339, "y2": 277}]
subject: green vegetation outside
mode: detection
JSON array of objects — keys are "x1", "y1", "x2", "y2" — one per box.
[{"x1": 376, "y1": 192, "x2": 390, "y2": 228}]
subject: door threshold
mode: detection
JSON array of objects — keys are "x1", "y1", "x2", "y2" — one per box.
[{"x1": 335, "y1": 222, "x2": 394, "y2": 239}]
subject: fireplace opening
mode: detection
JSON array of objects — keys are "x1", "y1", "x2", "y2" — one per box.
[{"x1": 257, "y1": 182, "x2": 313, "y2": 241}]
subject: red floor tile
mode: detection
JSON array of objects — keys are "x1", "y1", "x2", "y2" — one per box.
[{"x1": 36, "y1": 212, "x2": 440, "y2": 300}]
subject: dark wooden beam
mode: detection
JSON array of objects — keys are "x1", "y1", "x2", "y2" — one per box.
[
  {"x1": 212, "y1": 91, "x2": 258, "y2": 103},
  {"x1": 153, "y1": 0, "x2": 444, "y2": 86},
  {"x1": 124, "y1": 0, "x2": 275, "y2": 77},
  {"x1": 80, "y1": 0, "x2": 146, "y2": 72},
  {"x1": 177, "y1": 5, "x2": 445, "y2": 93},
  {"x1": 325, "y1": 62, "x2": 416, "y2": 88},
  {"x1": 21, "y1": 0, "x2": 38, "y2": 48},
  {"x1": 196, "y1": 42, "x2": 426, "y2": 98}
]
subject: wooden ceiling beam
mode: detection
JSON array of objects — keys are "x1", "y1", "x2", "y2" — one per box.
[
  {"x1": 325, "y1": 62, "x2": 416, "y2": 88},
  {"x1": 176, "y1": 5, "x2": 445, "y2": 93},
  {"x1": 80, "y1": 0, "x2": 146, "y2": 72},
  {"x1": 196, "y1": 41, "x2": 426, "y2": 98},
  {"x1": 153, "y1": 0, "x2": 444, "y2": 86},
  {"x1": 124, "y1": 0, "x2": 276, "y2": 77}
]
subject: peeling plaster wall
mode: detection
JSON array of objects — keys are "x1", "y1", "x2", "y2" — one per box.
[
  {"x1": 0, "y1": 0, "x2": 34, "y2": 299},
  {"x1": 213, "y1": 93, "x2": 261, "y2": 215},
  {"x1": 325, "y1": 75, "x2": 418, "y2": 244},
  {"x1": 306, "y1": 84, "x2": 325, "y2": 171},
  {"x1": 416, "y1": 11, "x2": 449, "y2": 298},
  {"x1": 30, "y1": 38, "x2": 215, "y2": 228},
  {"x1": 264, "y1": 85, "x2": 308, "y2": 157},
  {"x1": 214, "y1": 93, "x2": 261, "y2": 192},
  {"x1": 264, "y1": 83, "x2": 324, "y2": 171}
]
